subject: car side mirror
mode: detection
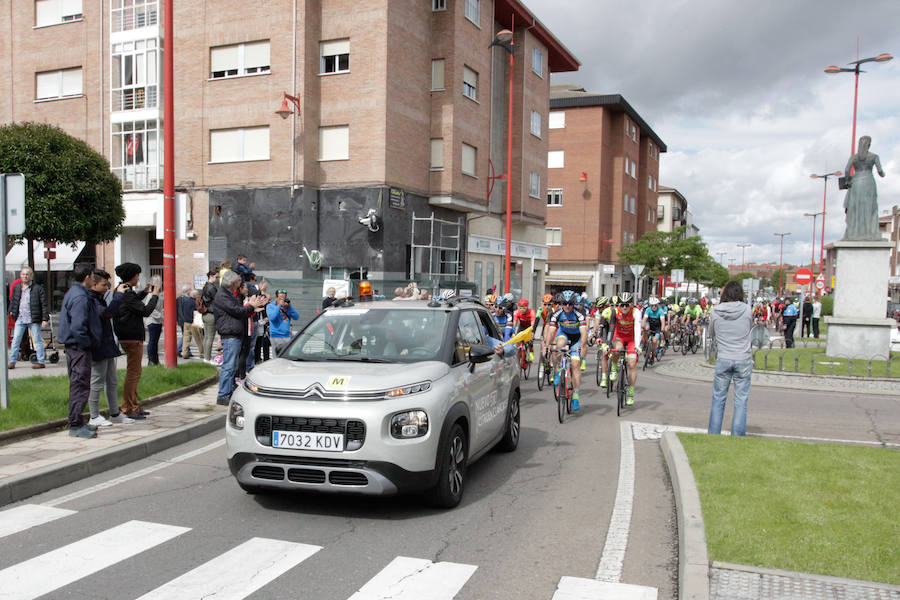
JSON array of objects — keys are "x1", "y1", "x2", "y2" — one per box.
[{"x1": 468, "y1": 344, "x2": 494, "y2": 365}]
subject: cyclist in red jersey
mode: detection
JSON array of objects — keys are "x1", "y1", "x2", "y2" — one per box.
[
  {"x1": 513, "y1": 298, "x2": 537, "y2": 361},
  {"x1": 604, "y1": 293, "x2": 641, "y2": 405}
]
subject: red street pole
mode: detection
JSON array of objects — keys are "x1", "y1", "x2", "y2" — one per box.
[
  {"x1": 503, "y1": 21, "x2": 514, "y2": 295},
  {"x1": 819, "y1": 178, "x2": 827, "y2": 273},
  {"x1": 162, "y1": 0, "x2": 176, "y2": 368}
]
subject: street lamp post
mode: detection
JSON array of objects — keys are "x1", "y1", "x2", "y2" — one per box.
[
  {"x1": 737, "y1": 243, "x2": 751, "y2": 274},
  {"x1": 716, "y1": 251, "x2": 726, "y2": 266},
  {"x1": 825, "y1": 52, "x2": 893, "y2": 156},
  {"x1": 809, "y1": 171, "x2": 843, "y2": 274},
  {"x1": 162, "y1": 0, "x2": 176, "y2": 368},
  {"x1": 773, "y1": 232, "x2": 791, "y2": 295},
  {"x1": 804, "y1": 211, "x2": 823, "y2": 294},
  {"x1": 491, "y1": 27, "x2": 515, "y2": 294}
]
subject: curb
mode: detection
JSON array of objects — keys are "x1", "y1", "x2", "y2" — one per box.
[
  {"x1": 660, "y1": 431, "x2": 709, "y2": 600},
  {"x1": 711, "y1": 561, "x2": 900, "y2": 594},
  {"x1": 0, "y1": 412, "x2": 225, "y2": 508},
  {"x1": 0, "y1": 375, "x2": 218, "y2": 446}
]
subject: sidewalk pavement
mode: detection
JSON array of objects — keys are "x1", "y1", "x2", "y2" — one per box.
[{"x1": 6, "y1": 352, "x2": 209, "y2": 379}]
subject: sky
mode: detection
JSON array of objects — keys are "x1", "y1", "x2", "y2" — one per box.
[{"x1": 527, "y1": 0, "x2": 900, "y2": 269}]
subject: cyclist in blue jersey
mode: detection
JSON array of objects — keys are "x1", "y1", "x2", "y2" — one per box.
[
  {"x1": 543, "y1": 290, "x2": 588, "y2": 410},
  {"x1": 493, "y1": 296, "x2": 515, "y2": 342},
  {"x1": 641, "y1": 296, "x2": 666, "y2": 360}
]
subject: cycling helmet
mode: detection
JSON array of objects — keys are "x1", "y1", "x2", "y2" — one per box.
[
  {"x1": 560, "y1": 290, "x2": 577, "y2": 304},
  {"x1": 619, "y1": 293, "x2": 633, "y2": 305},
  {"x1": 649, "y1": 297, "x2": 660, "y2": 306},
  {"x1": 497, "y1": 296, "x2": 514, "y2": 311},
  {"x1": 542, "y1": 293, "x2": 553, "y2": 304},
  {"x1": 483, "y1": 294, "x2": 492, "y2": 304},
  {"x1": 579, "y1": 293, "x2": 589, "y2": 304},
  {"x1": 680, "y1": 297, "x2": 687, "y2": 305},
  {"x1": 597, "y1": 296, "x2": 609, "y2": 307},
  {"x1": 610, "y1": 295, "x2": 620, "y2": 306},
  {"x1": 517, "y1": 298, "x2": 529, "y2": 308},
  {"x1": 688, "y1": 297, "x2": 698, "y2": 305},
  {"x1": 488, "y1": 294, "x2": 499, "y2": 305}
]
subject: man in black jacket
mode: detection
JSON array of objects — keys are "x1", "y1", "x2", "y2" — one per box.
[
  {"x1": 113, "y1": 263, "x2": 159, "y2": 419},
  {"x1": 176, "y1": 285, "x2": 196, "y2": 359},
  {"x1": 8, "y1": 266, "x2": 50, "y2": 369},
  {"x1": 213, "y1": 270, "x2": 266, "y2": 405}
]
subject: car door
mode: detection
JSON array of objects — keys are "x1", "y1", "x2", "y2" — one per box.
[
  {"x1": 472, "y1": 308, "x2": 510, "y2": 448},
  {"x1": 453, "y1": 309, "x2": 499, "y2": 455}
]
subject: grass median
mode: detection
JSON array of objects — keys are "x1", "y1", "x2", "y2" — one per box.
[
  {"x1": 752, "y1": 347, "x2": 900, "y2": 377},
  {"x1": 0, "y1": 362, "x2": 217, "y2": 432},
  {"x1": 679, "y1": 433, "x2": 900, "y2": 584}
]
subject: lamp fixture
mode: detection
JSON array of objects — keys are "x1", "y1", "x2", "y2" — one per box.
[{"x1": 276, "y1": 92, "x2": 301, "y2": 119}]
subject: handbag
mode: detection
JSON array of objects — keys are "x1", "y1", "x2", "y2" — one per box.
[{"x1": 192, "y1": 311, "x2": 203, "y2": 328}]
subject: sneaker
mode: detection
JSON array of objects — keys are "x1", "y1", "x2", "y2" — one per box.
[
  {"x1": 7, "y1": 363, "x2": 14, "y2": 369},
  {"x1": 138, "y1": 409, "x2": 150, "y2": 416},
  {"x1": 69, "y1": 426, "x2": 97, "y2": 439},
  {"x1": 109, "y1": 412, "x2": 134, "y2": 424},
  {"x1": 610, "y1": 366, "x2": 618, "y2": 382},
  {"x1": 124, "y1": 412, "x2": 147, "y2": 420},
  {"x1": 88, "y1": 416, "x2": 113, "y2": 427},
  {"x1": 580, "y1": 360, "x2": 586, "y2": 372},
  {"x1": 600, "y1": 374, "x2": 608, "y2": 388},
  {"x1": 626, "y1": 387, "x2": 635, "y2": 406},
  {"x1": 572, "y1": 391, "x2": 580, "y2": 411},
  {"x1": 553, "y1": 371, "x2": 560, "y2": 386},
  {"x1": 85, "y1": 422, "x2": 99, "y2": 431},
  {"x1": 528, "y1": 351, "x2": 534, "y2": 362}
]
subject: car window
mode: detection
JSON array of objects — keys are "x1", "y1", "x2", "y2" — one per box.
[
  {"x1": 475, "y1": 309, "x2": 501, "y2": 341},
  {"x1": 454, "y1": 310, "x2": 485, "y2": 364}
]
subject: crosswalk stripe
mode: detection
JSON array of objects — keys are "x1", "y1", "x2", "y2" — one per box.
[
  {"x1": 0, "y1": 520, "x2": 190, "y2": 600},
  {"x1": 134, "y1": 537, "x2": 321, "y2": 600},
  {"x1": 552, "y1": 576, "x2": 657, "y2": 599},
  {"x1": 0, "y1": 504, "x2": 75, "y2": 540},
  {"x1": 348, "y1": 556, "x2": 477, "y2": 600}
]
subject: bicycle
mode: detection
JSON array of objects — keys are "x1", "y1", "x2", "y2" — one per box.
[
  {"x1": 516, "y1": 340, "x2": 533, "y2": 380},
  {"x1": 549, "y1": 347, "x2": 575, "y2": 423},
  {"x1": 669, "y1": 321, "x2": 683, "y2": 354},
  {"x1": 536, "y1": 342, "x2": 552, "y2": 391},
  {"x1": 641, "y1": 329, "x2": 661, "y2": 370},
  {"x1": 681, "y1": 323, "x2": 698, "y2": 355},
  {"x1": 607, "y1": 348, "x2": 631, "y2": 416}
]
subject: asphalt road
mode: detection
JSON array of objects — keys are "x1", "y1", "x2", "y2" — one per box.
[{"x1": 2, "y1": 352, "x2": 897, "y2": 600}]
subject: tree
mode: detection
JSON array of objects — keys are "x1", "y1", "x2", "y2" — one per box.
[
  {"x1": 733, "y1": 272, "x2": 754, "y2": 280},
  {"x1": 0, "y1": 122, "x2": 124, "y2": 261}
]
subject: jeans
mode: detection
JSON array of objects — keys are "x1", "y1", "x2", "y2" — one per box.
[
  {"x1": 217, "y1": 337, "x2": 243, "y2": 403},
  {"x1": 9, "y1": 321, "x2": 45, "y2": 364},
  {"x1": 812, "y1": 317, "x2": 820, "y2": 338},
  {"x1": 147, "y1": 324, "x2": 162, "y2": 364},
  {"x1": 89, "y1": 357, "x2": 119, "y2": 419},
  {"x1": 202, "y1": 313, "x2": 216, "y2": 360},
  {"x1": 65, "y1": 346, "x2": 92, "y2": 428},
  {"x1": 708, "y1": 358, "x2": 753, "y2": 436}
]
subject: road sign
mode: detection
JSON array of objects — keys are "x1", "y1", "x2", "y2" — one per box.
[
  {"x1": 629, "y1": 264, "x2": 645, "y2": 278},
  {"x1": 3, "y1": 174, "x2": 25, "y2": 235},
  {"x1": 671, "y1": 269, "x2": 684, "y2": 283},
  {"x1": 43, "y1": 250, "x2": 56, "y2": 260},
  {"x1": 794, "y1": 268, "x2": 813, "y2": 285},
  {"x1": 815, "y1": 278, "x2": 825, "y2": 291},
  {"x1": 601, "y1": 264, "x2": 615, "y2": 275}
]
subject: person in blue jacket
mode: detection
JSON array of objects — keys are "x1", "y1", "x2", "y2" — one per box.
[
  {"x1": 86, "y1": 270, "x2": 131, "y2": 427},
  {"x1": 266, "y1": 289, "x2": 299, "y2": 354}
]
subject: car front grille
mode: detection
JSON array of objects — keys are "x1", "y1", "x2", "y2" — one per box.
[
  {"x1": 287, "y1": 468, "x2": 327, "y2": 484},
  {"x1": 251, "y1": 465, "x2": 284, "y2": 480},
  {"x1": 255, "y1": 415, "x2": 366, "y2": 450},
  {"x1": 329, "y1": 471, "x2": 369, "y2": 486},
  {"x1": 249, "y1": 384, "x2": 388, "y2": 402}
]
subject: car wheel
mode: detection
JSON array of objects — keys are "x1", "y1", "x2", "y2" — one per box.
[
  {"x1": 498, "y1": 392, "x2": 520, "y2": 452},
  {"x1": 426, "y1": 423, "x2": 467, "y2": 508}
]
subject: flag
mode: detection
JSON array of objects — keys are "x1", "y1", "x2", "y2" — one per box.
[{"x1": 503, "y1": 326, "x2": 533, "y2": 346}]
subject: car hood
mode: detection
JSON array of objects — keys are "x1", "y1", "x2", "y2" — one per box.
[{"x1": 246, "y1": 358, "x2": 449, "y2": 392}]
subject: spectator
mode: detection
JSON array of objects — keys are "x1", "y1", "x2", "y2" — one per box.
[
  {"x1": 233, "y1": 254, "x2": 254, "y2": 282},
  {"x1": 254, "y1": 292, "x2": 271, "y2": 363},
  {"x1": 322, "y1": 287, "x2": 337, "y2": 309},
  {"x1": 213, "y1": 270, "x2": 266, "y2": 405},
  {"x1": 8, "y1": 266, "x2": 50, "y2": 369},
  {"x1": 200, "y1": 270, "x2": 219, "y2": 363},
  {"x1": 176, "y1": 285, "x2": 195, "y2": 358},
  {"x1": 113, "y1": 263, "x2": 159, "y2": 419},
  {"x1": 266, "y1": 289, "x2": 299, "y2": 354},
  {"x1": 708, "y1": 280, "x2": 754, "y2": 437},
  {"x1": 189, "y1": 289, "x2": 206, "y2": 356},
  {"x1": 811, "y1": 297, "x2": 822, "y2": 339},
  {"x1": 782, "y1": 299, "x2": 799, "y2": 348},
  {"x1": 217, "y1": 259, "x2": 232, "y2": 286},
  {"x1": 244, "y1": 273, "x2": 261, "y2": 373},
  {"x1": 86, "y1": 269, "x2": 133, "y2": 427},
  {"x1": 144, "y1": 275, "x2": 163, "y2": 365},
  {"x1": 58, "y1": 266, "x2": 102, "y2": 438},
  {"x1": 801, "y1": 297, "x2": 813, "y2": 338}
]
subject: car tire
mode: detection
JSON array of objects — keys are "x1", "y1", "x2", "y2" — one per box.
[
  {"x1": 498, "y1": 392, "x2": 520, "y2": 452},
  {"x1": 426, "y1": 423, "x2": 467, "y2": 508}
]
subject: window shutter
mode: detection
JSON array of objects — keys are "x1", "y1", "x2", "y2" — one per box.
[
  {"x1": 547, "y1": 150, "x2": 564, "y2": 169},
  {"x1": 36, "y1": 71, "x2": 60, "y2": 99},
  {"x1": 61, "y1": 68, "x2": 82, "y2": 96},
  {"x1": 430, "y1": 139, "x2": 443, "y2": 169},
  {"x1": 461, "y1": 143, "x2": 476, "y2": 175},
  {"x1": 210, "y1": 45, "x2": 239, "y2": 74},
  {"x1": 320, "y1": 39, "x2": 350, "y2": 56},
  {"x1": 242, "y1": 126, "x2": 269, "y2": 161},
  {"x1": 210, "y1": 129, "x2": 241, "y2": 163},
  {"x1": 463, "y1": 66, "x2": 477, "y2": 87},
  {"x1": 319, "y1": 126, "x2": 349, "y2": 161},
  {"x1": 243, "y1": 41, "x2": 270, "y2": 70},
  {"x1": 548, "y1": 111, "x2": 565, "y2": 129},
  {"x1": 35, "y1": 0, "x2": 56, "y2": 26},
  {"x1": 60, "y1": 0, "x2": 83, "y2": 17},
  {"x1": 431, "y1": 59, "x2": 444, "y2": 90}
]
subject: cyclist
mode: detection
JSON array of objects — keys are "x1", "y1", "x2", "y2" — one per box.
[
  {"x1": 604, "y1": 293, "x2": 641, "y2": 405},
  {"x1": 590, "y1": 296, "x2": 611, "y2": 342},
  {"x1": 494, "y1": 295, "x2": 515, "y2": 341},
  {"x1": 575, "y1": 293, "x2": 590, "y2": 371},
  {"x1": 681, "y1": 297, "x2": 703, "y2": 347},
  {"x1": 641, "y1": 297, "x2": 666, "y2": 362},
  {"x1": 544, "y1": 290, "x2": 588, "y2": 410},
  {"x1": 596, "y1": 296, "x2": 619, "y2": 388},
  {"x1": 513, "y1": 298, "x2": 537, "y2": 361},
  {"x1": 536, "y1": 294, "x2": 554, "y2": 359}
]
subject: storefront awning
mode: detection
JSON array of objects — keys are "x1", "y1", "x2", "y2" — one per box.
[{"x1": 5, "y1": 241, "x2": 86, "y2": 272}]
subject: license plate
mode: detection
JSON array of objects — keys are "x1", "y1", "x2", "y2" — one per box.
[{"x1": 272, "y1": 430, "x2": 344, "y2": 452}]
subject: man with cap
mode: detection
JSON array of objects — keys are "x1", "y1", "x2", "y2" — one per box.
[
  {"x1": 113, "y1": 262, "x2": 159, "y2": 419},
  {"x1": 266, "y1": 288, "x2": 299, "y2": 354}
]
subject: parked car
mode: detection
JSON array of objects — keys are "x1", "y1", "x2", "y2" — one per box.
[{"x1": 226, "y1": 297, "x2": 521, "y2": 508}]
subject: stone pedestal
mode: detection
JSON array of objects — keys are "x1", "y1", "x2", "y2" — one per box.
[{"x1": 825, "y1": 240, "x2": 894, "y2": 360}]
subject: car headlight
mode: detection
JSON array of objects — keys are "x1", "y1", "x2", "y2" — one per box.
[
  {"x1": 244, "y1": 379, "x2": 260, "y2": 393},
  {"x1": 390, "y1": 410, "x2": 428, "y2": 439},
  {"x1": 385, "y1": 381, "x2": 432, "y2": 398},
  {"x1": 229, "y1": 400, "x2": 245, "y2": 429}
]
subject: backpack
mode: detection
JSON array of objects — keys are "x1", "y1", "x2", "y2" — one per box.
[{"x1": 201, "y1": 282, "x2": 218, "y2": 308}]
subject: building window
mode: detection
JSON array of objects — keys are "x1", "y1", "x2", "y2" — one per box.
[
  {"x1": 631, "y1": 196, "x2": 636, "y2": 213},
  {"x1": 623, "y1": 231, "x2": 628, "y2": 245},
  {"x1": 547, "y1": 188, "x2": 563, "y2": 207},
  {"x1": 210, "y1": 126, "x2": 270, "y2": 163},
  {"x1": 35, "y1": 67, "x2": 82, "y2": 100},
  {"x1": 430, "y1": 138, "x2": 443, "y2": 170},
  {"x1": 485, "y1": 262, "x2": 494, "y2": 294},
  {"x1": 431, "y1": 59, "x2": 445, "y2": 90},
  {"x1": 532, "y1": 47, "x2": 543, "y2": 76},
  {"x1": 529, "y1": 172, "x2": 541, "y2": 198},
  {"x1": 112, "y1": 0, "x2": 157, "y2": 33},
  {"x1": 648, "y1": 175, "x2": 653, "y2": 190},
  {"x1": 546, "y1": 228, "x2": 562, "y2": 246},
  {"x1": 632, "y1": 124, "x2": 637, "y2": 142},
  {"x1": 432, "y1": 0, "x2": 446, "y2": 10},
  {"x1": 111, "y1": 119, "x2": 159, "y2": 190},
  {"x1": 463, "y1": 66, "x2": 478, "y2": 101},
  {"x1": 319, "y1": 125, "x2": 349, "y2": 161},
  {"x1": 630, "y1": 233, "x2": 635, "y2": 244},
  {"x1": 474, "y1": 261, "x2": 483, "y2": 293},
  {"x1": 623, "y1": 194, "x2": 628, "y2": 213},
  {"x1": 548, "y1": 111, "x2": 565, "y2": 129},
  {"x1": 624, "y1": 157, "x2": 629, "y2": 174},
  {"x1": 625, "y1": 117, "x2": 630, "y2": 135},
  {"x1": 530, "y1": 110, "x2": 541, "y2": 138},
  {"x1": 210, "y1": 41, "x2": 270, "y2": 79},
  {"x1": 464, "y1": 0, "x2": 480, "y2": 26},
  {"x1": 548, "y1": 150, "x2": 564, "y2": 169},
  {"x1": 630, "y1": 160, "x2": 636, "y2": 178},
  {"x1": 111, "y1": 39, "x2": 159, "y2": 111},
  {"x1": 35, "y1": 0, "x2": 82, "y2": 26},
  {"x1": 320, "y1": 39, "x2": 350, "y2": 74},
  {"x1": 461, "y1": 143, "x2": 476, "y2": 176}
]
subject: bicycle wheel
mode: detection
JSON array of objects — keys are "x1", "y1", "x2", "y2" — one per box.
[
  {"x1": 522, "y1": 353, "x2": 532, "y2": 380},
  {"x1": 690, "y1": 334, "x2": 699, "y2": 354},
  {"x1": 681, "y1": 333, "x2": 689, "y2": 355},
  {"x1": 616, "y1": 361, "x2": 625, "y2": 417},
  {"x1": 672, "y1": 332, "x2": 682, "y2": 353},
  {"x1": 596, "y1": 353, "x2": 603, "y2": 387},
  {"x1": 556, "y1": 366, "x2": 567, "y2": 423},
  {"x1": 536, "y1": 360, "x2": 545, "y2": 391},
  {"x1": 566, "y1": 366, "x2": 574, "y2": 414},
  {"x1": 643, "y1": 346, "x2": 650, "y2": 371}
]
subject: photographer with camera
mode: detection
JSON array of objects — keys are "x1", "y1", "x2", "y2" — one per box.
[
  {"x1": 113, "y1": 263, "x2": 160, "y2": 419},
  {"x1": 266, "y1": 289, "x2": 299, "y2": 354}
]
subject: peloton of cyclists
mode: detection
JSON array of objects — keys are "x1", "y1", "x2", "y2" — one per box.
[{"x1": 543, "y1": 290, "x2": 589, "y2": 411}]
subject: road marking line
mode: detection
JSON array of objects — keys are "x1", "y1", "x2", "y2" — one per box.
[
  {"x1": 0, "y1": 520, "x2": 189, "y2": 600},
  {"x1": 629, "y1": 421, "x2": 900, "y2": 447},
  {"x1": 553, "y1": 576, "x2": 657, "y2": 599},
  {"x1": 0, "y1": 504, "x2": 75, "y2": 540},
  {"x1": 44, "y1": 438, "x2": 225, "y2": 507},
  {"x1": 135, "y1": 537, "x2": 321, "y2": 600},
  {"x1": 594, "y1": 420, "x2": 634, "y2": 583},
  {"x1": 348, "y1": 556, "x2": 477, "y2": 600}
]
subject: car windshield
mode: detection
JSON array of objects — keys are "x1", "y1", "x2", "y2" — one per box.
[{"x1": 284, "y1": 307, "x2": 450, "y2": 363}]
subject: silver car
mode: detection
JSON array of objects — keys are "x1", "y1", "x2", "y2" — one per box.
[{"x1": 226, "y1": 297, "x2": 521, "y2": 508}]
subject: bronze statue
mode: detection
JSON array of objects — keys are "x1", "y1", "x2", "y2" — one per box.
[{"x1": 842, "y1": 135, "x2": 885, "y2": 240}]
